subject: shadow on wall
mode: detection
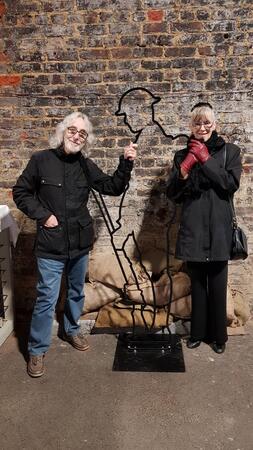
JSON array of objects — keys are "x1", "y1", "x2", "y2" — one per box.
[{"x1": 133, "y1": 169, "x2": 183, "y2": 277}]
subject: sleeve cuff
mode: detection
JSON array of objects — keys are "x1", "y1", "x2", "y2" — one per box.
[
  {"x1": 119, "y1": 154, "x2": 134, "y2": 172},
  {"x1": 37, "y1": 212, "x2": 52, "y2": 226}
]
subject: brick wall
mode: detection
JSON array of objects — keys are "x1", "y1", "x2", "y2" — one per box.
[{"x1": 0, "y1": 0, "x2": 252, "y2": 315}]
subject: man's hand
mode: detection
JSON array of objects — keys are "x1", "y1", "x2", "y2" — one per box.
[
  {"x1": 189, "y1": 139, "x2": 210, "y2": 164},
  {"x1": 180, "y1": 152, "x2": 198, "y2": 178},
  {"x1": 124, "y1": 142, "x2": 137, "y2": 161},
  {"x1": 44, "y1": 215, "x2": 59, "y2": 228}
]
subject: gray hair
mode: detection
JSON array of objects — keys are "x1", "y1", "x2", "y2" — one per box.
[
  {"x1": 190, "y1": 105, "x2": 216, "y2": 125},
  {"x1": 49, "y1": 111, "x2": 95, "y2": 150}
]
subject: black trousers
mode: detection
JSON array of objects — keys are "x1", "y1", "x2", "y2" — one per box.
[{"x1": 187, "y1": 261, "x2": 228, "y2": 345}]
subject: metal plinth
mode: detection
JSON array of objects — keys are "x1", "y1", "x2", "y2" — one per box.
[{"x1": 113, "y1": 333, "x2": 185, "y2": 372}]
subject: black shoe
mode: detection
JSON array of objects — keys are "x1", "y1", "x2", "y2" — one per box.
[
  {"x1": 186, "y1": 339, "x2": 201, "y2": 349},
  {"x1": 212, "y1": 343, "x2": 226, "y2": 354}
]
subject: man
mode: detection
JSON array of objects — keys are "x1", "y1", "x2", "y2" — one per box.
[{"x1": 13, "y1": 111, "x2": 137, "y2": 377}]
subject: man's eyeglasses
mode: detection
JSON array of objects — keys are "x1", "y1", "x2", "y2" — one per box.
[
  {"x1": 67, "y1": 127, "x2": 88, "y2": 142},
  {"x1": 192, "y1": 121, "x2": 214, "y2": 130}
]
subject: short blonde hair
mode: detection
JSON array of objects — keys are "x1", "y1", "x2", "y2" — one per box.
[
  {"x1": 190, "y1": 104, "x2": 215, "y2": 125},
  {"x1": 49, "y1": 111, "x2": 95, "y2": 149}
]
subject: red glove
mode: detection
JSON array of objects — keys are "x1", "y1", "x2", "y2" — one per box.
[
  {"x1": 180, "y1": 152, "x2": 198, "y2": 174},
  {"x1": 188, "y1": 139, "x2": 210, "y2": 163}
]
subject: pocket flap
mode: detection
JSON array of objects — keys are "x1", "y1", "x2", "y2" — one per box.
[
  {"x1": 78, "y1": 217, "x2": 93, "y2": 228},
  {"x1": 41, "y1": 177, "x2": 63, "y2": 187}
]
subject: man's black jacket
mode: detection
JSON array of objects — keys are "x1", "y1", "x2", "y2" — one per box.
[{"x1": 13, "y1": 147, "x2": 133, "y2": 260}]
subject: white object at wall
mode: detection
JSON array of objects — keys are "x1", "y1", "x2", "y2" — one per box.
[{"x1": 0, "y1": 205, "x2": 19, "y2": 346}]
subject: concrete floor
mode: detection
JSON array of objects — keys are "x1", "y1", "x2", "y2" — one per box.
[{"x1": 0, "y1": 322, "x2": 253, "y2": 450}]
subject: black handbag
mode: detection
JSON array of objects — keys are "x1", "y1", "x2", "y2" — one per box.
[
  {"x1": 223, "y1": 145, "x2": 248, "y2": 260},
  {"x1": 229, "y1": 197, "x2": 248, "y2": 260}
]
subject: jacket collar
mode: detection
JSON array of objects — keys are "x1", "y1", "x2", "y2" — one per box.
[{"x1": 53, "y1": 146, "x2": 82, "y2": 162}]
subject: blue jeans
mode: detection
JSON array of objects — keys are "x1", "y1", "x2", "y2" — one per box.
[{"x1": 28, "y1": 254, "x2": 89, "y2": 356}]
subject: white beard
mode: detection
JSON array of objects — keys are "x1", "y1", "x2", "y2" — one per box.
[{"x1": 63, "y1": 137, "x2": 85, "y2": 154}]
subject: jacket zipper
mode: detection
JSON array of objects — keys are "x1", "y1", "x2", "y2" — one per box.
[{"x1": 64, "y1": 161, "x2": 70, "y2": 256}]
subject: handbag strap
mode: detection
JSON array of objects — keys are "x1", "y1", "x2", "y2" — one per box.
[{"x1": 223, "y1": 144, "x2": 238, "y2": 229}]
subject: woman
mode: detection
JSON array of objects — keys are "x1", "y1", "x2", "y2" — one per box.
[{"x1": 167, "y1": 102, "x2": 242, "y2": 354}]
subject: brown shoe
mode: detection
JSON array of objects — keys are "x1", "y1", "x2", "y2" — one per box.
[
  {"x1": 63, "y1": 332, "x2": 89, "y2": 351},
  {"x1": 27, "y1": 354, "x2": 45, "y2": 378}
]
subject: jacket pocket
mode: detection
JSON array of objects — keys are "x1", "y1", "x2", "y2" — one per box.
[
  {"x1": 39, "y1": 177, "x2": 64, "y2": 212},
  {"x1": 78, "y1": 218, "x2": 94, "y2": 250},
  {"x1": 76, "y1": 180, "x2": 90, "y2": 203},
  {"x1": 37, "y1": 224, "x2": 66, "y2": 255}
]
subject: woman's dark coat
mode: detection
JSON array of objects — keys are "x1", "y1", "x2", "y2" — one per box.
[
  {"x1": 13, "y1": 148, "x2": 133, "y2": 260},
  {"x1": 167, "y1": 136, "x2": 242, "y2": 262}
]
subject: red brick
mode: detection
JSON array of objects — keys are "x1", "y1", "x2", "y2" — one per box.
[
  {"x1": 198, "y1": 46, "x2": 214, "y2": 56},
  {"x1": 111, "y1": 48, "x2": 133, "y2": 59},
  {"x1": 147, "y1": 10, "x2": 164, "y2": 22},
  {"x1": 85, "y1": 12, "x2": 99, "y2": 24},
  {"x1": 0, "y1": 2, "x2": 6, "y2": 17},
  {"x1": 20, "y1": 131, "x2": 29, "y2": 140},
  {"x1": 144, "y1": 23, "x2": 167, "y2": 33},
  {"x1": 0, "y1": 52, "x2": 9, "y2": 62},
  {"x1": 0, "y1": 75, "x2": 22, "y2": 86}
]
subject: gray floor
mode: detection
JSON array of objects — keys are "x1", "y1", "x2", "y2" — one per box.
[{"x1": 0, "y1": 322, "x2": 253, "y2": 450}]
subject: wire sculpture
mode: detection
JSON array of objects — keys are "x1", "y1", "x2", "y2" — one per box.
[{"x1": 82, "y1": 87, "x2": 188, "y2": 335}]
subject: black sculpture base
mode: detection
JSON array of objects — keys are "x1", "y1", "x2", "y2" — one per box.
[{"x1": 113, "y1": 333, "x2": 185, "y2": 372}]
